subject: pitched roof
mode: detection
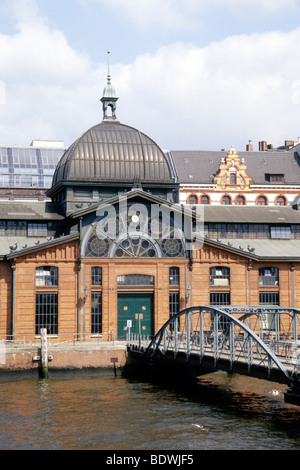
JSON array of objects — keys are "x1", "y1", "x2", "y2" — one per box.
[
  {"x1": 0, "y1": 201, "x2": 63, "y2": 220},
  {"x1": 170, "y1": 150, "x2": 300, "y2": 185},
  {"x1": 202, "y1": 205, "x2": 300, "y2": 223}
]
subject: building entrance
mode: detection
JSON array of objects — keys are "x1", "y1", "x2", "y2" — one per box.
[{"x1": 117, "y1": 293, "x2": 154, "y2": 340}]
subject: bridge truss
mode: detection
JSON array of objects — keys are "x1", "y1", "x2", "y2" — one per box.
[{"x1": 128, "y1": 306, "x2": 300, "y2": 405}]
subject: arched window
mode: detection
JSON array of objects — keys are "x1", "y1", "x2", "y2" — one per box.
[
  {"x1": 36, "y1": 266, "x2": 58, "y2": 287},
  {"x1": 201, "y1": 195, "x2": 209, "y2": 205},
  {"x1": 210, "y1": 266, "x2": 230, "y2": 286},
  {"x1": 222, "y1": 195, "x2": 231, "y2": 205},
  {"x1": 230, "y1": 173, "x2": 236, "y2": 185},
  {"x1": 236, "y1": 195, "x2": 245, "y2": 205},
  {"x1": 259, "y1": 267, "x2": 279, "y2": 286},
  {"x1": 276, "y1": 196, "x2": 286, "y2": 206},
  {"x1": 257, "y1": 195, "x2": 267, "y2": 205},
  {"x1": 188, "y1": 195, "x2": 198, "y2": 204}
]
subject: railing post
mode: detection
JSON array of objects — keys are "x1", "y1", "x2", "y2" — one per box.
[
  {"x1": 174, "y1": 318, "x2": 178, "y2": 354},
  {"x1": 214, "y1": 313, "x2": 219, "y2": 361},
  {"x1": 229, "y1": 322, "x2": 235, "y2": 367},
  {"x1": 199, "y1": 310, "x2": 204, "y2": 359},
  {"x1": 186, "y1": 311, "x2": 190, "y2": 356}
]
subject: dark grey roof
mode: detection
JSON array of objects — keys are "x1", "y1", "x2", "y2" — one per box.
[
  {"x1": 4, "y1": 233, "x2": 78, "y2": 258},
  {"x1": 170, "y1": 150, "x2": 300, "y2": 185},
  {"x1": 0, "y1": 201, "x2": 63, "y2": 220},
  {"x1": 52, "y1": 121, "x2": 174, "y2": 187},
  {"x1": 204, "y1": 237, "x2": 300, "y2": 260},
  {"x1": 202, "y1": 205, "x2": 300, "y2": 223}
]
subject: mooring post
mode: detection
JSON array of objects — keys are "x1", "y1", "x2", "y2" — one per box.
[{"x1": 40, "y1": 328, "x2": 48, "y2": 379}]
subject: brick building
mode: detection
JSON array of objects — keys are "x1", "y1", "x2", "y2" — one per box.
[{"x1": 1, "y1": 72, "x2": 300, "y2": 343}]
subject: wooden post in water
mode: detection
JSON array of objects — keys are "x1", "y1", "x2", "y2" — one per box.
[{"x1": 40, "y1": 328, "x2": 48, "y2": 379}]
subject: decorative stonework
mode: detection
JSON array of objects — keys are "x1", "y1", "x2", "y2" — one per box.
[{"x1": 214, "y1": 148, "x2": 253, "y2": 192}]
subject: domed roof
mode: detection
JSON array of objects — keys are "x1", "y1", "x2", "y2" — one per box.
[{"x1": 51, "y1": 120, "x2": 173, "y2": 187}]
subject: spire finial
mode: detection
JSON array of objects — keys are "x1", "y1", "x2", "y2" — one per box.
[
  {"x1": 107, "y1": 51, "x2": 111, "y2": 83},
  {"x1": 101, "y1": 51, "x2": 119, "y2": 121}
]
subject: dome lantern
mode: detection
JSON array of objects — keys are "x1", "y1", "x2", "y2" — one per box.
[{"x1": 100, "y1": 52, "x2": 118, "y2": 121}]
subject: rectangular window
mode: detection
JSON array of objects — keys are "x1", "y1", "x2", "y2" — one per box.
[
  {"x1": 270, "y1": 226, "x2": 291, "y2": 239},
  {"x1": 169, "y1": 291, "x2": 180, "y2": 330},
  {"x1": 91, "y1": 292, "x2": 102, "y2": 334},
  {"x1": 169, "y1": 267, "x2": 179, "y2": 286},
  {"x1": 259, "y1": 292, "x2": 279, "y2": 305},
  {"x1": 210, "y1": 292, "x2": 230, "y2": 306},
  {"x1": 91, "y1": 267, "x2": 102, "y2": 286},
  {"x1": 36, "y1": 267, "x2": 58, "y2": 287},
  {"x1": 28, "y1": 223, "x2": 48, "y2": 237},
  {"x1": 36, "y1": 293, "x2": 58, "y2": 335},
  {"x1": 210, "y1": 267, "x2": 230, "y2": 286},
  {"x1": 266, "y1": 174, "x2": 284, "y2": 183}
]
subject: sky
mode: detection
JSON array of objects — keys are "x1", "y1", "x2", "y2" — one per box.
[{"x1": 1, "y1": 0, "x2": 300, "y2": 152}]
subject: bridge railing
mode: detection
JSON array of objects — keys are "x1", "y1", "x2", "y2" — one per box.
[{"x1": 140, "y1": 306, "x2": 300, "y2": 381}]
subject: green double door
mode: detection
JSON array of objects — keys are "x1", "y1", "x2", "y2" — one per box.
[{"x1": 118, "y1": 293, "x2": 153, "y2": 339}]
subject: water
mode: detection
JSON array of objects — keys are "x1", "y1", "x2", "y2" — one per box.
[{"x1": 0, "y1": 370, "x2": 299, "y2": 450}]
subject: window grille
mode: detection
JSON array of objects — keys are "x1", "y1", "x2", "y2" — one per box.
[
  {"x1": 91, "y1": 267, "x2": 102, "y2": 286},
  {"x1": 91, "y1": 292, "x2": 102, "y2": 334},
  {"x1": 169, "y1": 267, "x2": 179, "y2": 286},
  {"x1": 259, "y1": 292, "x2": 279, "y2": 305},
  {"x1": 210, "y1": 292, "x2": 230, "y2": 306},
  {"x1": 169, "y1": 291, "x2": 180, "y2": 330},
  {"x1": 270, "y1": 226, "x2": 291, "y2": 239},
  {"x1": 28, "y1": 223, "x2": 47, "y2": 237},
  {"x1": 35, "y1": 293, "x2": 58, "y2": 335}
]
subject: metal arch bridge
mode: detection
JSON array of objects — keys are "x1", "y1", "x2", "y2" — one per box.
[{"x1": 127, "y1": 305, "x2": 300, "y2": 405}]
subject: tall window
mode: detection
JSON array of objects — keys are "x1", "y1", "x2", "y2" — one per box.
[
  {"x1": 91, "y1": 292, "x2": 102, "y2": 334},
  {"x1": 169, "y1": 292, "x2": 180, "y2": 330},
  {"x1": 259, "y1": 267, "x2": 279, "y2": 286},
  {"x1": 230, "y1": 173, "x2": 236, "y2": 185},
  {"x1": 210, "y1": 267, "x2": 230, "y2": 286},
  {"x1": 36, "y1": 293, "x2": 58, "y2": 335},
  {"x1": 169, "y1": 267, "x2": 179, "y2": 286},
  {"x1": 36, "y1": 267, "x2": 58, "y2": 287},
  {"x1": 92, "y1": 267, "x2": 102, "y2": 286}
]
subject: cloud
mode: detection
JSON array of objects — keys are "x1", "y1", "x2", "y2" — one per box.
[
  {"x1": 90, "y1": 0, "x2": 300, "y2": 31},
  {"x1": 115, "y1": 29, "x2": 300, "y2": 151},
  {"x1": 1, "y1": 0, "x2": 300, "y2": 152}
]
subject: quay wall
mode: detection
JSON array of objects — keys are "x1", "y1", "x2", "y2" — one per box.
[{"x1": 0, "y1": 341, "x2": 128, "y2": 374}]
